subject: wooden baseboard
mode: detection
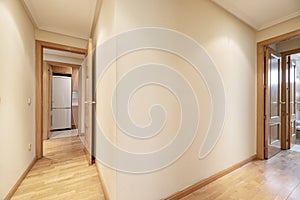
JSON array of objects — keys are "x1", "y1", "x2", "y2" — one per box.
[
  {"x1": 95, "y1": 161, "x2": 110, "y2": 200},
  {"x1": 4, "y1": 157, "x2": 37, "y2": 200},
  {"x1": 164, "y1": 154, "x2": 257, "y2": 200}
]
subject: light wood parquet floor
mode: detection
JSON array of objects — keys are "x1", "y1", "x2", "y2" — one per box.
[
  {"x1": 11, "y1": 137, "x2": 300, "y2": 200},
  {"x1": 182, "y1": 150, "x2": 300, "y2": 200},
  {"x1": 11, "y1": 136, "x2": 105, "y2": 200}
]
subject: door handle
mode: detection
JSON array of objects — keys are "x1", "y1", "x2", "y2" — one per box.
[
  {"x1": 280, "y1": 102, "x2": 286, "y2": 105},
  {"x1": 84, "y1": 101, "x2": 96, "y2": 104}
]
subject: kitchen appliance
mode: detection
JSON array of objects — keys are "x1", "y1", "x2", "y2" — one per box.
[{"x1": 51, "y1": 75, "x2": 72, "y2": 130}]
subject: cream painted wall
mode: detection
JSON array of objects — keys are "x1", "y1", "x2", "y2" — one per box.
[
  {"x1": 92, "y1": 0, "x2": 117, "y2": 199},
  {"x1": 35, "y1": 29, "x2": 88, "y2": 49},
  {"x1": 92, "y1": 0, "x2": 256, "y2": 200},
  {"x1": 114, "y1": 0, "x2": 256, "y2": 199},
  {"x1": 256, "y1": 16, "x2": 300, "y2": 42},
  {"x1": 0, "y1": 0, "x2": 35, "y2": 199}
]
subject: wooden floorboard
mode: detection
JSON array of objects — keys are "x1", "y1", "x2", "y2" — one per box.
[
  {"x1": 11, "y1": 136, "x2": 105, "y2": 200},
  {"x1": 12, "y1": 137, "x2": 300, "y2": 200},
  {"x1": 181, "y1": 150, "x2": 300, "y2": 200}
]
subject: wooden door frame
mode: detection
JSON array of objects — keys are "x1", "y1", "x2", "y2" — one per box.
[
  {"x1": 281, "y1": 48, "x2": 300, "y2": 149},
  {"x1": 35, "y1": 40, "x2": 87, "y2": 159},
  {"x1": 257, "y1": 30, "x2": 300, "y2": 159}
]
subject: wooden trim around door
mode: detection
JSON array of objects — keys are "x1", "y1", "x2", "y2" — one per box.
[
  {"x1": 35, "y1": 40, "x2": 87, "y2": 159},
  {"x1": 46, "y1": 60, "x2": 81, "y2": 69},
  {"x1": 256, "y1": 29, "x2": 300, "y2": 159},
  {"x1": 281, "y1": 48, "x2": 300, "y2": 56}
]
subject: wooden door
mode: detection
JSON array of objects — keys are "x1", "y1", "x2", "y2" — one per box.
[
  {"x1": 71, "y1": 68, "x2": 79, "y2": 129},
  {"x1": 287, "y1": 55, "x2": 297, "y2": 148},
  {"x1": 264, "y1": 47, "x2": 282, "y2": 159},
  {"x1": 42, "y1": 62, "x2": 50, "y2": 140},
  {"x1": 48, "y1": 65, "x2": 53, "y2": 139}
]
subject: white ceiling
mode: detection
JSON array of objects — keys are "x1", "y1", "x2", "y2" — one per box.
[
  {"x1": 212, "y1": 0, "x2": 300, "y2": 30},
  {"x1": 22, "y1": 0, "x2": 300, "y2": 39},
  {"x1": 23, "y1": 0, "x2": 98, "y2": 39}
]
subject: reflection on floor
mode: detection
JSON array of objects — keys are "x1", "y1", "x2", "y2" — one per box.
[
  {"x1": 271, "y1": 139, "x2": 281, "y2": 148},
  {"x1": 291, "y1": 144, "x2": 300, "y2": 153},
  {"x1": 290, "y1": 135, "x2": 300, "y2": 152},
  {"x1": 50, "y1": 129, "x2": 78, "y2": 139},
  {"x1": 11, "y1": 136, "x2": 105, "y2": 200},
  {"x1": 182, "y1": 150, "x2": 300, "y2": 200}
]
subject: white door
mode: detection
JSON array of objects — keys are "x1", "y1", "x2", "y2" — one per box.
[{"x1": 84, "y1": 39, "x2": 94, "y2": 165}]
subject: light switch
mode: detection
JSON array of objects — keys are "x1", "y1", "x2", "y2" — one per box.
[{"x1": 27, "y1": 97, "x2": 31, "y2": 106}]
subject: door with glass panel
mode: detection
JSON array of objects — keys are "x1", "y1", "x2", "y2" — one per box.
[
  {"x1": 287, "y1": 55, "x2": 297, "y2": 148},
  {"x1": 264, "y1": 47, "x2": 282, "y2": 159}
]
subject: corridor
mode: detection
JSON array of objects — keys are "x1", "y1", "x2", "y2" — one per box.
[
  {"x1": 1, "y1": 0, "x2": 300, "y2": 199},
  {"x1": 11, "y1": 137, "x2": 105, "y2": 200}
]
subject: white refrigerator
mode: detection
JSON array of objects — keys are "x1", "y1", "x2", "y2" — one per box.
[{"x1": 51, "y1": 76, "x2": 72, "y2": 130}]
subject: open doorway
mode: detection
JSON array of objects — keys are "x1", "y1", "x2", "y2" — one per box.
[
  {"x1": 284, "y1": 51, "x2": 300, "y2": 151},
  {"x1": 42, "y1": 48, "x2": 84, "y2": 142},
  {"x1": 293, "y1": 53, "x2": 300, "y2": 146},
  {"x1": 257, "y1": 31, "x2": 300, "y2": 159},
  {"x1": 35, "y1": 41, "x2": 87, "y2": 159}
]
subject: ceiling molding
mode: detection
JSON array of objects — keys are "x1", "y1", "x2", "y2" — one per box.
[
  {"x1": 257, "y1": 10, "x2": 300, "y2": 30},
  {"x1": 90, "y1": 0, "x2": 103, "y2": 39},
  {"x1": 20, "y1": 0, "x2": 38, "y2": 28},
  {"x1": 211, "y1": 0, "x2": 300, "y2": 31},
  {"x1": 211, "y1": 0, "x2": 258, "y2": 29}
]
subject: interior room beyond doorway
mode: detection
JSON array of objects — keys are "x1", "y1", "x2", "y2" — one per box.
[
  {"x1": 262, "y1": 35, "x2": 300, "y2": 159},
  {"x1": 42, "y1": 48, "x2": 84, "y2": 142}
]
